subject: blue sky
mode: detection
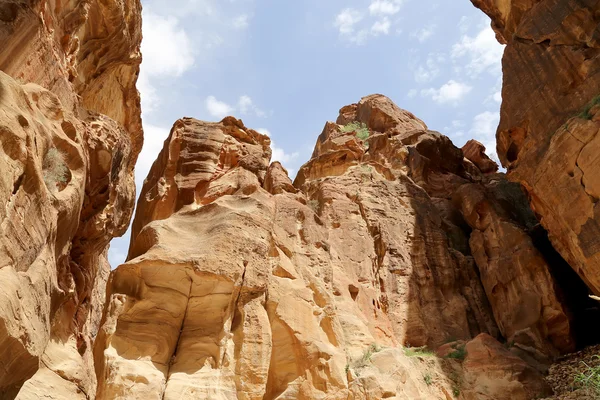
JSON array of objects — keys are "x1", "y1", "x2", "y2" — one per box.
[{"x1": 108, "y1": 0, "x2": 505, "y2": 267}]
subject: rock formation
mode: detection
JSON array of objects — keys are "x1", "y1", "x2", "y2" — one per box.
[
  {"x1": 1, "y1": 0, "x2": 598, "y2": 397},
  {"x1": 471, "y1": 0, "x2": 600, "y2": 294},
  {"x1": 0, "y1": 0, "x2": 142, "y2": 398},
  {"x1": 95, "y1": 95, "x2": 569, "y2": 399}
]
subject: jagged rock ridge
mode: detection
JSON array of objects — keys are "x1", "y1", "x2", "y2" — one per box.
[{"x1": 95, "y1": 95, "x2": 575, "y2": 399}]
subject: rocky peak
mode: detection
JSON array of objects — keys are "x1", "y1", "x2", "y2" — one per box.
[{"x1": 91, "y1": 93, "x2": 585, "y2": 399}]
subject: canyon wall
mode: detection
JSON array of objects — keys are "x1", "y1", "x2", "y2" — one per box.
[
  {"x1": 94, "y1": 95, "x2": 567, "y2": 399},
  {"x1": 0, "y1": 0, "x2": 598, "y2": 398},
  {"x1": 0, "y1": 0, "x2": 142, "y2": 398},
  {"x1": 471, "y1": 0, "x2": 600, "y2": 294}
]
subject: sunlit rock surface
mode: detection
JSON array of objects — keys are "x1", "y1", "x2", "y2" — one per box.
[
  {"x1": 0, "y1": 0, "x2": 141, "y2": 397},
  {"x1": 96, "y1": 95, "x2": 560, "y2": 399}
]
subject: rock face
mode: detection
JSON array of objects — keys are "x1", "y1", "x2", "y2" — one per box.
[
  {"x1": 471, "y1": 0, "x2": 600, "y2": 294},
  {"x1": 0, "y1": 0, "x2": 141, "y2": 398},
  {"x1": 96, "y1": 95, "x2": 564, "y2": 399}
]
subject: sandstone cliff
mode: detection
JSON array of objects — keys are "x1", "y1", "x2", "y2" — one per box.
[
  {"x1": 471, "y1": 0, "x2": 600, "y2": 295},
  {"x1": 0, "y1": 0, "x2": 142, "y2": 398},
  {"x1": 94, "y1": 95, "x2": 575, "y2": 399}
]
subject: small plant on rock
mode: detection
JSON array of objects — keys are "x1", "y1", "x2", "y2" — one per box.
[
  {"x1": 404, "y1": 345, "x2": 436, "y2": 358},
  {"x1": 423, "y1": 373, "x2": 433, "y2": 386},
  {"x1": 352, "y1": 343, "x2": 382, "y2": 369},
  {"x1": 445, "y1": 344, "x2": 467, "y2": 361},
  {"x1": 341, "y1": 121, "x2": 370, "y2": 141},
  {"x1": 579, "y1": 95, "x2": 600, "y2": 120},
  {"x1": 42, "y1": 147, "x2": 69, "y2": 192},
  {"x1": 573, "y1": 356, "x2": 600, "y2": 396}
]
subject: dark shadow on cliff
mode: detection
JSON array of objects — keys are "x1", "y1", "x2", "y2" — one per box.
[{"x1": 530, "y1": 224, "x2": 600, "y2": 349}]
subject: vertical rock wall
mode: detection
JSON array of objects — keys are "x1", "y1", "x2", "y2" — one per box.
[
  {"x1": 0, "y1": 0, "x2": 142, "y2": 398},
  {"x1": 471, "y1": 0, "x2": 600, "y2": 294}
]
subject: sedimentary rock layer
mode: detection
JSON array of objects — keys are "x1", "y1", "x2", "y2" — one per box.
[
  {"x1": 0, "y1": 0, "x2": 142, "y2": 397},
  {"x1": 471, "y1": 0, "x2": 600, "y2": 294},
  {"x1": 96, "y1": 95, "x2": 563, "y2": 399}
]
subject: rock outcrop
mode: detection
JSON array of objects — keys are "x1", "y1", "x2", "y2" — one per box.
[
  {"x1": 95, "y1": 95, "x2": 565, "y2": 399},
  {"x1": 0, "y1": 0, "x2": 142, "y2": 398},
  {"x1": 471, "y1": 0, "x2": 600, "y2": 294}
]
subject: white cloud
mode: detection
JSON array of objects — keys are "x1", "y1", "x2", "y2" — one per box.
[
  {"x1": 452, "y1": 26, "x2": 505, "y2": 76},
  {"x1": 407, "y1": 89, "x2": 418, "y2": 98},
  {"x1": 141, "y1": 11, "x2": 195, "y2": 77},
  {"x1": 369, "y1": 0, "x2": 404, "y2": 16},
  {"x1": 421, "y1": 80, "x2": 472, "y2": 104},
  {"x1": 493, "y1": 91, "x2": 502, "y2": 103},
  {"x1": 137, "y1": 9, "x2": 195, "y2": 115},
  {"x1": 371, "y1": 18, "x2": 391, "y2": 36},
  {"x1": 233, "y1": 14, "x2": 250, "y2": 29},
  {"x1": 334, "y1": 2, "x2": 404, "y2": 44},
  {"x1": 206, "y1": 96, "x2": 234, "y2": 119},
  {"x1": 469, "y1": 111, "x2": 500, "y2": 161},
  {"x1": 458, "y1": 16, "x2": 470, "y2": 33},
  {"x1": 135, "y1": 123, "x2": 171, "y2": 189},
  {"x1": 256, "y1": 128, "x2": 300, "y2": 165},
  {"x1": 411, "y1": 24, "x2": 436, "y2": 42},
  {"x1": 238, "y1": 95, "x2": 266, "y2": 117},
  {"x1": 334, "y1": 8, "x2": 363, "y2": 35},
  {"x1": 205, "y1": 95, "x2": 267, "y2": 119},
  {"x1": 414, "y1": 53, "x2": 445, "y2": 83}
]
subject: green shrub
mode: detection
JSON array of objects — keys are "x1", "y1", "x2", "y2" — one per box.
[
  {"x1": 352, "y1": 343, "x2": 382, "y2": 369},
  {"x1": 579, "y1": 95, "x2": 600, "y2": 120},
  {"x1": 423, "y1": 373, "x2": 433, "y2": 386},
  {"x1": 43, "y1": 148, "x2": 69, "y2": 192},
  {"x1": 573, "y1": 356, "x2": 600, "y2": 395},
  {"x1": 445, "y1": 344, "x2": 467, "y2": 361},
  {"x1": 404, "y1": 346, "x2": 436, "y2": 358},
  {"x1": 341, "y1": 121, "x2": 370, "y2": 140}
]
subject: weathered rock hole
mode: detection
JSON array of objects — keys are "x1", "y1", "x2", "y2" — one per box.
[
  {"x1": 506, "y1": 142, "x2": 520, "y2": 163},
  {"x1": 12, "y1": 173, "x2": 24, "y2": 195},
  {"x1": 0, "y1": 3, "x2": 19, "y2": 23},
  {"x1": 61, "y1": 121, "x2": 77, "y2": 141},
  {"x1": 348, "y1": 284, "x2": 359, "y2": 301},
  {"x1": 17, "y1": 115, "x2": 28, "y2": 128},
  {"x1": 568, "y1": 171, "x2": 575, "y2": 178}
]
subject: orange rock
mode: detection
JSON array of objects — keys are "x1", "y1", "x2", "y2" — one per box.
[
  {"x1": 461, "y1": 140, "x2": 498, "y2": 174},
  {"x1": 0, "y1": 0, "x2": 141, "y2": 397},
  {"x1": 462, "y1": 334, "x2": 552, "y2": 400},
  {"x1": 472, "y1": 0, "x2": 600, "y2": 294},
  {"x1": 95, "y1": 95, "x2": 573, "y2": 399}
]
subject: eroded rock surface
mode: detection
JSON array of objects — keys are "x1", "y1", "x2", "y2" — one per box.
[
  {"x1": 96, "y1": 95, "x2": 563, "y2": 399},
  {"x1": 0, "y1": 0, "x2": 141, "y2": 397},
  {"x1": 472, "y1": 0, "x2": 600, "y2": 294}
]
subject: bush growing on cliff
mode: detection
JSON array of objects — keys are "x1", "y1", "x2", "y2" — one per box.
[
  {"x1": 42, "y1": 148, "x2": 69, "y2": 192},
  {"x1": 445, "y1": 344, "x2": 467, "y2": 361},
  {"x1": 351, "y1": 343, "x2": 382, "y2": 370},
  {"x1": 579, "y1": 95, "x2": 600, "y2": 120},
  {"x1": 404, "y1": 345, "x2": 435, "y2": 358},
  {"x1": 341, "y1": 121, "x2": 370, "y2": 140}
]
